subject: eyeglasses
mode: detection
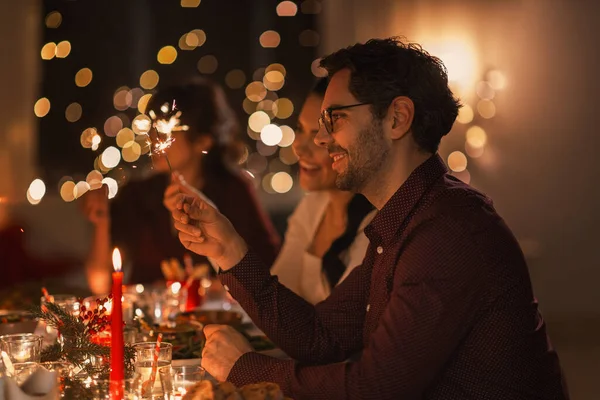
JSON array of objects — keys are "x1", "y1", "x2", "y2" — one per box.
[{"x1": 318, "y1": 102, "x2": 371, "y2": 134}]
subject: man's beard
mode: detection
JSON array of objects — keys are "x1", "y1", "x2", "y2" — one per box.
[{"x1": 335, "y1": 121, "x2": 389, "y2": 193}]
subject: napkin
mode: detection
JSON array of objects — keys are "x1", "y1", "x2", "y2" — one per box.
[{"x1": 0, "y1": 368, "x2": 58, "y2": 400}]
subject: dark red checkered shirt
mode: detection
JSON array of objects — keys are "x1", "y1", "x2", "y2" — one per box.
[{"x1": 220, "y1": 154, "x2": 567, "y2": 400}]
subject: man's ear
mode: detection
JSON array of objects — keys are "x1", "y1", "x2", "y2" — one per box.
[{"x1": 389, "y1": 96, "x2": 414, "y2": 140}]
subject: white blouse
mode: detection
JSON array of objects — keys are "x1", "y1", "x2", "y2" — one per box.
[{"x1": 271, "y1": 191, "x2": 376, "y2": 305}]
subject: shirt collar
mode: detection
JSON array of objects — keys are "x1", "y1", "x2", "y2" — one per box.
[{"x1": 365, "y1": 153, "x2": 448, "y2": 244}]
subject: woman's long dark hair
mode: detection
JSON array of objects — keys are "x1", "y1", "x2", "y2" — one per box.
[
  {"x1": 145, "y1": 78, "x2": 243, "y2": 178},
  {"x1": 309, "y1": 78, "x2": 375, "y2": 289}
]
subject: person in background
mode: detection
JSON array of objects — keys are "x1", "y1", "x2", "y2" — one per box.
[
  {"x1": 82, "y1": 79, "x2": 280, "y2": 294},
  {"x1": 270, "y1": 78, "x2": 375, "y2": 304}
]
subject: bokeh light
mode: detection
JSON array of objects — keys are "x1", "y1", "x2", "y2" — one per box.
[
  {"x1": 271, "y1": 171, "x2": 293, "y2": 193},
  {"x1": 225, "y1": 69, "x2": 246, "y2": 89},
  {"x1": 65, "y1": 102, "x2": 82, "y2": 122},
  {"x1": 41, "y1": 42, "x2": 56, "y2": 60},
  {"x1": 476, "y1": 81, "x2": 495, "y2": 100},
  {"x1": 276, "y1": 1, "x2": 298, "y2": 16},
  {"x1": 86, "y1": 170, "x2": 104, "y2": 190},
  {"x1": 181, "y1": 0, "x2": 201, "y2": 7},
  {"x1": 245, "y1": 81, "x2": 267, "y2": 102},
  {"x1": 260, "y1": 30, "x2": 281, "y2": 48},
  {"x1": 137, "y1": 94, "x2": 152, "y2": 114},
  {"x1": 75, "y1": 68, "x2": 93, "y2": 87},
  {"x1": 73, "y1": 181, "x2": 91, "y2": 199},
  {"x1": 257, "y1": 141, "x2": 278, "y2": 157},
  {"x1": 28, "y1": 179, "x2": 46, "y2": 202},
  {"x1": 266, "y1": 63, "x2": 287, "y2": 77},
  {"x1": 246, "y1": 153, "x2": 268, "y2": 174},
  {"x1": 116, "y1": 128, "x2": 135, "y2": 147},
  {"x1": 260, "y1": 124, "x2": 283, "y2": 146},
  {"x1": 447, "y1": 151, "x2": 468, "y2": 172},
  {"x1": 56, "y1": 41, "x2": 71, "y2": 58},
  {"x1": 140, "y1": 70, "x2": 159, "y2": 90},
  {"x1": 248, "y1": 111, "x2": 271, "y2": 132},
  {"x1": 197, "y1": 55, "x2": 218, "y2": 74},
  {"x1": 34, "y1": 98, "x2": 50, "y2": 117},
  {"x1": 274, "y1": 98, "x2": 294, "y2": 119},
  {"x1": 157, "y1": 46, "x2": 178, "y2": 64},
  {"x1": 104, "y1": 116, "x2": 123, "y2": 137},
  {"x1": 477, "y1": 100, "x2": 496, "y2": 119},
  {"x1": 278, "y1": 125, "x2": 295, "y2": 147},
  {"x1": 311, "y1": 58, "x2": 327, "y2": 77},
  {"x1": 263, "y1": 70, "x2": 285, "y2": 91},
  {"x1": 456, "y1": 104, "x2": 474, "y2": 124},
  {"x1": 465, "y1": 126, "x2": 487, "y2": 149},
  {"x1": 279, "y1": 146, "x2": 298, "y2": 165},
  {"x1": 132, "y1": 114, "x2": 152, "y2": 135},
  {"x1": 122, "y1": 141, "x2": 142, "y2": 162},
  {"x1": 262, "y1": 173, "x2": 276, "y2": 194},
  {"x1": 113, "y1": 87, "x2": 132, "y2": 111},
  {"x1": 45, "y1": 11, "x2": 62, "y2": 28},
  {"x1": 80, "y1": 127, "x2": 99, "y2": 149},
  {"x1": 486, "y1": 70, "x2": 507, "y2": 90},
  {"x1": 60, "y1": 181, "x2": 76, "y2": 202},
  {"x1": 101, "y1": 146, "x2": 121, "y2": 169},
  {"x1": 187, "y1": 29, "x2": 206, "y2": 48}
]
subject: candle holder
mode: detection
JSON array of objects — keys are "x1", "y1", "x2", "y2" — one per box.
[
  {"x1": 0, "y1": 333, "x2": 43, "y2": 364},
  {"x1": 159, "y1": 365, "x2": 206, "y2": 399}
]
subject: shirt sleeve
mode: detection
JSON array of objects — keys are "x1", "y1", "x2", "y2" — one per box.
[
  {"x1": 220, "y1": 250, "x2": 370, "y2": 365},
  {"x1": 226, "y1": 211, "x2": 489, "y2": 400}
]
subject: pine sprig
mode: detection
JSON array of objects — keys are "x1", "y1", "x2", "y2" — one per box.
[{"x1": 31, "y1": 301, "x2": 136, "y2": 379}]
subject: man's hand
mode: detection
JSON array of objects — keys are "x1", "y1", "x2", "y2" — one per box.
[
  {"x1": 163, "y1": 172, "x2": 212, "y2": 212},
  {"x1": 172, "y1": 194, "x2": 247, "y2": 270},
  {"x1": 201, "y1": 324, "x2": 253, "y2": 382}
]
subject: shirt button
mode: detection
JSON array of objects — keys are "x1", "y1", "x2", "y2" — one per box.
[
  {"x1": 376, "y1": 246, "x2": 383, "y2": 254},
  {"x1": 366, "y1": 304, "x2": 371, "y2": 312},
  {"x1": 223, "y1": 285, "x2": 230, "y2": 292}
]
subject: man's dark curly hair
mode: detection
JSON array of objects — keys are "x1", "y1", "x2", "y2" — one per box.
[{"x1": 320, "y1": 37, "x2": 461, "y2": 153}]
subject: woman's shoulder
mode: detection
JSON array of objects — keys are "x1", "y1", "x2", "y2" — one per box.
[{"x1": 292, "y1": 190, "x2": 329, "y2": 217}]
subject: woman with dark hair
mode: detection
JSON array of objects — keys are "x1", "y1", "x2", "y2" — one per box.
[
  {"x1": 82, "y1": 79, "x2": 280, "y2": 294},
  {"x1": 269, "y1": 78, "x2": 375, "y2": 304}
]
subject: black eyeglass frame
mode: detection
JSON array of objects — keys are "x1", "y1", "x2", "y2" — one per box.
[{"x1": 318, "y1": 102, "x2": 371, "y2": 134}]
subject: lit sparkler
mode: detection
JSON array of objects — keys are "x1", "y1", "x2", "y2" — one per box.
[{"x1": 132, "y1": 101, "x2": 189, "y2": 172}]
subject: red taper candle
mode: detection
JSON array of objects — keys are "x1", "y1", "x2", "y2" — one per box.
[{"x1": 110, "y1": 248, "x2": 124, "y2": 399}]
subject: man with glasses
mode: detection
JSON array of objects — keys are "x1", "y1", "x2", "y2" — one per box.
[{"x1": 171, "y1": 37, "x2": 568, "y2": 399}]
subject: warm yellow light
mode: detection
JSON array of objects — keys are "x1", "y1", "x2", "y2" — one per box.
[
  {"x1": 181, "y1": 0, "x2": 201, "y2": 7},
  {"x1": 263, "y1": 71, "x2": 285, "y2": 91},
  {"x1": 486, "y1": 70, "x2": 507, "y2": 90},
  {"x1": 276, "y1": 1, "x2": 298, "y2": 16},
  {"x1": 116, "y1": 128, "x2": 135, "y2": 148},
  {"x1": 477, "y1": 100, "x2": 496, "y2": 119},
  {"x1": 248, "y1": 111, "x2": 271, "y2": 133},
  {"x1": 86, "y1": 170, "x2": 104, "y2": 190},
  {"x1": 279, "y1": 146, "x2": 298, "y2": 165},
  {"x1": 122, "y1": 141, "x2": 142, "y2": 162},
  {"x1": 140, "y1": 70, "x2": 159, "y2": 90},
  {"x1": 34, "y1": 98, "x2": 51, "y2": 118},
  {"x1": 137, "y1": 94, "x2": 152, "y2": 114},
  {"x1": 465, "y1": 126, "x2": 487, "y2": 149},
  {"x1": 73, "y1": 181, "x2": 91, "y2": 199},
  {"x1": 447, "y1": 151, "x2": 467, "y2": 172},
  {"x1": 112, "y1": 248, "x2": 122, "y2": 272},
  {"x1": 41, "y1": 42, "x2": 56, "y2": 60},
  {"x1": 274, "y1": 98, "x2": 294, "y2": 119},
  {"x1": 421, "y1": 38, "x2": 477, "y2": 91},
  {"x1": 80, "y1": 127, "x2": 99, "y2": 149},
  {"x1": 271, "y1": 172, "x2": 293, "y2": 193},
  {"x1": 245, "y1": 81, "x2": 267, "y2": 103},
  {"x1": 278, "y1": 125, "x2": 295, "y2": 147},
  {"x1": 259, "y1": 31, "x2": 281, "y2": 48},
  {"x1": 311, "y1": 58, "x2": 327, "y2": 77},
  {"x1": 56, "y1": 41, "x2": 71, "y2": 58},
  {"x1": 60, "y1": 181, "x2": 76, "y2": 202},
  {"x1": 187, "y1": 29, "x2": 206, "y2": 47},
  {"x1": 132, "y1": 114, "x2": 152, "y2": 135},
  {"x1": 104, "y1": 116, "x2": 123, "y2": 137},
  {"x1": 75, "y1": 68, "x2": 93, "y2": 87},
  {"x1": 157, "y1": 46, "x2": 178, "y2": 64},
  {"x1": 45, "y1": 11, "x2": 62, "y2": 28},
  {"x1": 456, "y1": 104, "x2": 474, "y2": 124}
]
